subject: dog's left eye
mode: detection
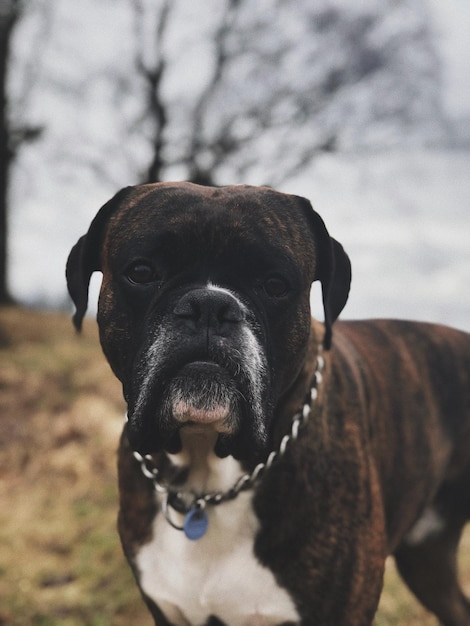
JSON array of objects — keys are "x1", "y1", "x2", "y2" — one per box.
[
  {"x1": 125, "y1": 262, "x2": 159, "y2": 285},
  {"x1": 263, "y1": 275, "x2": 290, "y2": 298}
]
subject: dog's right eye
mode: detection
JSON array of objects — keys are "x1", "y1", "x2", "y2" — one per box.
[
  {"x1": 125, "y1": 262, "x2": 159, "y2": 285},
  {"x1": 263, "y1": 274, "x2": 290, "y2": 299}
]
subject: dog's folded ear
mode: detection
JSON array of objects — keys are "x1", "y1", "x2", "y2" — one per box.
[
  {"x1": 65, "y1": 187, "x2": 133, "y2": 331},
  {"x1": 297, "y1": 197, "x2": 352, "y2": 349},
  {"x1": 66, "y1": 234, "x2": 91, "y2": 331}
]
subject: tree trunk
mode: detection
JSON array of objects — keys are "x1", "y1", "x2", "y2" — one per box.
[{"x1": 0, "y1": 1, "x2": 19, "y2": 304}]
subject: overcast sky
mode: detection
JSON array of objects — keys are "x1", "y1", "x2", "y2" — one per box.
[{"x1": 7, "y1": 1, "x2": 470, "y2": 332}]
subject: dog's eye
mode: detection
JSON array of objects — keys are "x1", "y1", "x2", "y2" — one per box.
[
  {"x1": 263, "y1": 275, "x2": 290, "y2": 298},
  {"x1": 125, "y1": 262, "x2": 159, "y2": 285}
]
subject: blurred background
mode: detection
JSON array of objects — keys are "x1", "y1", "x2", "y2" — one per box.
[
  {"x1": 0, "y1": 0, "x2": 468, "y2": 328},
  {"x1": 0, "y1": 1, "x2": 469, "y2": 624}
]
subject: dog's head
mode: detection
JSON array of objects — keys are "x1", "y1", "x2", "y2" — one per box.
[{"x1": 66, "y1": 183, "x2": 350, "y2": 461}]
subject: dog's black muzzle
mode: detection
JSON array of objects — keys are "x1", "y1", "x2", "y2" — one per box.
[{"x1": 125, "y1": 286, "x2": 270, "y2": 460}]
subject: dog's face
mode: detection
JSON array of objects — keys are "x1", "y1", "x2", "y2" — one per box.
[{"x1": 66, "y1": 183, "x2": 350, "y2": 461}]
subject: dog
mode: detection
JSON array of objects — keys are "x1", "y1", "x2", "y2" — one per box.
[{"x1": 66, "y1": 182, "x2": 470, "y2": 626}]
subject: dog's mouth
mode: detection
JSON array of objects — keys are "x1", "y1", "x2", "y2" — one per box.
[
  {"x1": 159, "y1": 361, "x2": 241, "y2": 454},
  {"x1": 164, "y1": 361, "x2": 240, "y2": 430},
  {"x1": 126, "y1": 348, "x2": 269, "y2": 460}
]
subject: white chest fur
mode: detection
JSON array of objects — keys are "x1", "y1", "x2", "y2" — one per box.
[{"x1": 135, "y1": 444, "x2": 299, "y2": 626}]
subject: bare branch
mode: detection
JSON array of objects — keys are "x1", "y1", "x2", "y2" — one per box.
[
  {"x1": 185, "y1": 0, "x2": 244, "y2": 184},
  {"x1": 133, "y1": 0, "x2": 172, "y2": 183}
]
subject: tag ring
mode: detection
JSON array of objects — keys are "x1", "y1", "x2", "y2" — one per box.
[{"x1": 161, "y1": 494, "x2": 185, "y2": 531}]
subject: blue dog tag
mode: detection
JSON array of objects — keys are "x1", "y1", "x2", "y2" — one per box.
[{"x1": 184, "y1": 506, "x2": 208, "y2": 541}]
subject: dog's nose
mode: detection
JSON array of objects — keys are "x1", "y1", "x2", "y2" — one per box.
[{"x1": 173, "y1": 287, "x2": 244, "y2": 333}]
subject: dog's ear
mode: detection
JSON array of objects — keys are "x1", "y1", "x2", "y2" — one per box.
[
  {"x1": 297, "y1": 197, "x2": 351, "y2": 349},
  {"x1": 66, "y1": 187, "x2": 133, "y2": 331}
]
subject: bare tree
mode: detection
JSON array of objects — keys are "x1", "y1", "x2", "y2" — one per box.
[{"x1": 131, "y1": 0, "x2": 443, "y2": 188}]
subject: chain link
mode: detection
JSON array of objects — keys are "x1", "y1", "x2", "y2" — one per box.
[{"x1": 133, "y1": 350, "x2": 324, "y2": 512}]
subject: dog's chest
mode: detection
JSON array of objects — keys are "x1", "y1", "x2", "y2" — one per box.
[{"x1": 135, "y1": 466, "x2": 299, "y2": 626}]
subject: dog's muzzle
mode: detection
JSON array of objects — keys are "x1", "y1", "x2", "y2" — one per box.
[
  {"x1": 125, "y1": 285, "x2": 270, "y2": 459},
  {"x1": 164, "y1": 361, "x2": 238, "y2": 429}
]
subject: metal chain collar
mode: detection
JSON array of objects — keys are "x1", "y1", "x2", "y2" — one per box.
[{"x1": 131, "y1": 349, "x2": 325, "y2": 528}]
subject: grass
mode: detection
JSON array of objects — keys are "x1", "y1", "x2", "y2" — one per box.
[{"x1": 0, "y1": 306, "x2": 468, "y2": 625}]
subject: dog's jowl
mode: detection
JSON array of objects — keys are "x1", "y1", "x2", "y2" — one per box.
[{"x1": 66, "y1": 182, "x2": 470, "y2": 626}]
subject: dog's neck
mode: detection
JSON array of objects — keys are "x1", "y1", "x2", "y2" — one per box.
[
  {"x1": 274, "y1": 320, "x2": 325, "y2": 439},
  {"x1": 167, "y1": 429, "x2": 244, "y2": 496}
]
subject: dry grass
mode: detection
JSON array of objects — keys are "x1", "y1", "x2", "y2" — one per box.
[
  {"x1": 0, "y1": 307, "x2": 152, "y2": 625},
  {"x1": 0, "y1": 306, "x2": 468, "y2": 625}
]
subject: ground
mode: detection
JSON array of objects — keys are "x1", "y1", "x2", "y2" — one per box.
[{"x1": 0, "y1": 307, "x2": 468, "y2": 625}]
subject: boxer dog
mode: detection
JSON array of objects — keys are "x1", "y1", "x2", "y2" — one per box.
[{"x1": 66, "y1": 182, "x2": 470, "y2": 626}]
